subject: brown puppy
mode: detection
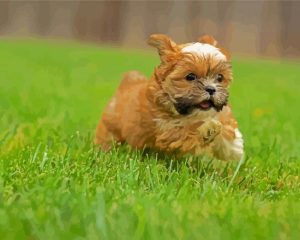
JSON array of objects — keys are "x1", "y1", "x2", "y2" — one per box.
[{"x1": 95, "y1": 34, "x2": 244, "y2": 161}]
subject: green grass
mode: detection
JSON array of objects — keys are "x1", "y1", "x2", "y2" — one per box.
[{"x1": 0, "y1": 39, "x2": 300, "y2": 240}]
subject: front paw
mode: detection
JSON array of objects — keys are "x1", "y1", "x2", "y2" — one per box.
[{"x1": 197, "y1": 119, "x2": 222, "y2": 145}]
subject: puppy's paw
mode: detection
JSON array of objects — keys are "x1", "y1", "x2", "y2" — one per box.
[{"x1": 197, "y1": 119, "x2": 222, "y2": 145}]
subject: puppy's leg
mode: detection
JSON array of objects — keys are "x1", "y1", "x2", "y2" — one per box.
[
  {"x1": 95, "y1": 97, "x2": 123, "y2": 151},
  {"x1": 212, "y1": 127, "x2": 244, "y2": 161},
  {"x1": 94, "y1": 122, "x2": 115, "y2": 151},
  {"x1": 211, "y1": 107, "x2": 244, "y2": 161},
  {"x1": 197, "y1": 118, "x2": 222, "y2": 145}
]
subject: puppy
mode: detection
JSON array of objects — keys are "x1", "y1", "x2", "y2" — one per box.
[{"x1": 95, "y1": 34, "x2": 244, "y2": 161}]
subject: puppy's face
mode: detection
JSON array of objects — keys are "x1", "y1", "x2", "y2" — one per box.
[{"x1": 148, "y1": 34, "x2": 232, "y2": 116}]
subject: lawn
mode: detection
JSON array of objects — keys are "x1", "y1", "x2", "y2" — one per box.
[{"x1": 0, "y1": 39, "x2": 299, "y2": 240}]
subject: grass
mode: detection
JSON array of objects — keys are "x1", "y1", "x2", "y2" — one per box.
[{"x1": 0, "y1": 39, "x2": 300, "y2": 240}]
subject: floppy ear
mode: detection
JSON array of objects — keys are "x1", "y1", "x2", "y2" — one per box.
[
  {"x1": 198, "y1": 35, "x2": 231, "y2": 60},
  {"x1": 198, "y1": 35, "x2": 218, "y2": 47},
  {"x1": 148, "y1": 34, "x2": 179, "y2": 63}
]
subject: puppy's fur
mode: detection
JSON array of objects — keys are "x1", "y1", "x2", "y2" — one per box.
[{"x1": 95, "y1": 34, "x2": 244, "y2": 161}]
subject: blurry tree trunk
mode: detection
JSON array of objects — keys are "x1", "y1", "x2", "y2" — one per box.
[
  {"x1": 186, "y1": 1, "x2": 219, "y2": 42},
  {"x1": 0, "y1": 0, "x2": 9, "y2": 33},
  {"x1": 186, "y1": 1, "x2": 202, "y2": 40},
  {"x1": 35, "y1": 1, "x2": 51, "y2": 35},
  {"x1": 216, "y1": 1, "x2": 235, "y2": 47},
  {"x1": 280, "y1": 1, "x2": 300, "y2": 57},
  {"x1": 45, "y1": 2, "x2": 79, "y2": 38},
  {"x1": 167, "y1": 1, "x2": 188, "y2": 43},
  {"x1": 144, "y1": 1, "x2": 173, "y2": 37},
  {"x1": 121, "y1": 1, "x2": 145, "y2": 46},
  {"x1": 98, "y1": 1, "x2": 126, "y2": 43},
  {"x1": 259, "y1": 1, "x2": 282, "y2": 57},
  {"x1": 228, "y1": 1, "x2": 263, "y2": 56},
  {"x1": 74, "y1": 0, "x2": 125, "y2": 43},
  {"x1": 3, "y1": 1, "x2": 36, "y2": 35}
]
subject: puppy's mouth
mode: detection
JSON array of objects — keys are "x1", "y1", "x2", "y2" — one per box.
[
  {"x1": 197, "y1": 100, "x2": 214, "y2": 111},
  {"x1": 174, "y1": 99, "x2": 226, "y2": 115}
]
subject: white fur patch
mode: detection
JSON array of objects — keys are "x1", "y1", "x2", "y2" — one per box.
[
  {"x1": 182, "y1": 43, "x2": 226, "y2": 61},
  {"x1": 232, "y1": 128, "x2": 244, "y2": 158},
  {"x1": 109, "y1": 97, "x2": 116, "y2": 108},
  {"x1": 106, "y1": 97, "x2": 116, "y2": 114}
]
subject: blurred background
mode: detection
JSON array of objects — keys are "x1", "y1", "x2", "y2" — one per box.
[{"x1": 0, "y1": 0, "x2": 300, "y2": 59}]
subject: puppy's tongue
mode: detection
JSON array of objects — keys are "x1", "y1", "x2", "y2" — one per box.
[{"x1": 198, "y1": 100, "x2": 212, "y2": 109}]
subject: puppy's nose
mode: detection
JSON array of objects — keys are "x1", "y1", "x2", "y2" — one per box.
[{"x1": 205, "y1": 86, "x2": 216, "y2": 95}]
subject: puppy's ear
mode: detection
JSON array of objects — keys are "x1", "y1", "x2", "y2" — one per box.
[
  {"x1": 198, "y1": 35, "x2": 231, "y2": 60},
  {"x1": 148, "y1": 34, "x2": 179, "y2": 63},
  {"x1": 198, "y1": 35, "x2": 218, "y2": 47}
]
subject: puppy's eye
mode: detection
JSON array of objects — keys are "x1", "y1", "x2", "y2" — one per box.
[
  {"x1": 216, "y1": 74, "x2": 224, "y2": 82},
  {"x1": 185, "y1": 73, "x2": 197, "y2": 81}
]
